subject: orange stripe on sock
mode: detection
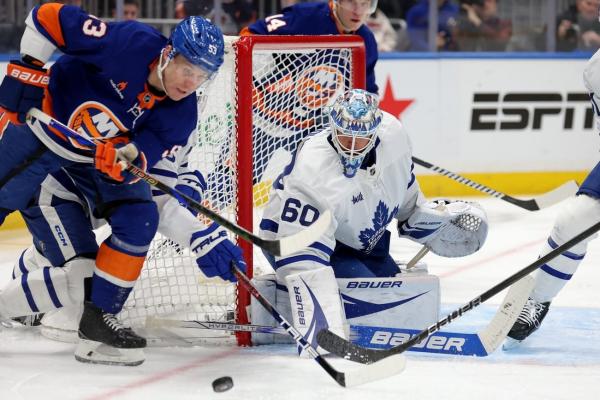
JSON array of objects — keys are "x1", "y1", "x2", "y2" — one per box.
[
  {"x1": 36, "y1": 4, "x2": 66, "y2": 47},
  {"x1": 96, "y1": 243, "x2": 145, "y2": 282}
]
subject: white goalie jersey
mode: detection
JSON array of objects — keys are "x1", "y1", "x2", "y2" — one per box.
[{"x1": 260, "y1": 111, "x2": 424, "y2": 271}]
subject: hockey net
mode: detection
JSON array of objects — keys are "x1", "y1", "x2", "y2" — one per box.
[{"x1": 118, "y1": 35, "x2": 366, "y2": 345}]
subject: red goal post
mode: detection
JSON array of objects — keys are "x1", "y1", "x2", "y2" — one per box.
[{"x1": 119, "y1": 35, "x2": 366, "y2": 346}]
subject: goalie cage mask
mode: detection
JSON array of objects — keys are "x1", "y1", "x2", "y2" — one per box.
[{"x1": 329, "y1": 89, "x2": 382, "y2": 178}]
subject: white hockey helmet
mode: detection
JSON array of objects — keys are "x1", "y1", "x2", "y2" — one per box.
[{"x1": 328, "y1": 89, "x2": 382, "y2": 178}]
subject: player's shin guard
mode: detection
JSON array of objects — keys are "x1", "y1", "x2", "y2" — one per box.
[
  {"x1": 0, "y1": 252, "x2": 93, "y2": 318},
  {"x1": 282, "y1": 267, "x2": 347, "y2": 356},
  {"x1": 531, "y1": 194, "x2": 600, "y2": 303},
  {"x1": 91, "y1": 239, "x2": 147, "y2": 314}
]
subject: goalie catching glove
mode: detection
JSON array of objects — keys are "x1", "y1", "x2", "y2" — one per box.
[
  {"x1": 190, "y1": 223, "x2": 246, "y2": 282},
  {"x1": 398, "y1": 200, "x2": 488, "y2": 257}
]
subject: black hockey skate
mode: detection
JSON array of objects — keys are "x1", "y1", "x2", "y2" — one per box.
[
  {"x1": 503, "y1": 297, "x2": 551, "y2": 350},
  {"x1": 75, "y1": 301, "x2": 146, "y2": 366}
]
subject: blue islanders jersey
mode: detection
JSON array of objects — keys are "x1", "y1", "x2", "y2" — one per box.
[
  {"x1": 28, "y1": 4, "x2": 197, "y2": 168},
  {"x1": 242, "y1": 1, "x2": 379, "y2": 95}
]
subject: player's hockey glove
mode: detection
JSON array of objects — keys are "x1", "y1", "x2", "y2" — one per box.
[
  {"x1": 94, "y1": 141, "x2": 147, "y2": 184},
  {"x1": 190, "y1": 223, "x2": 247, "y2": 282},
  {"x1": 174, "y1": 170, "x2": 206, "y2": 215},
  {"x1": 0, "y1": 57, "x2": 49, "y2": 124}
]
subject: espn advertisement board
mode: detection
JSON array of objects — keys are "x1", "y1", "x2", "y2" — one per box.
[{"x1": 375, "y1": 55, "x2": 597, "y2": 175}]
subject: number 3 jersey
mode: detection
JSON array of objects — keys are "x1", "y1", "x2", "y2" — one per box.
[
  {"x1": 259, "y1": 111, "x2": 424, "y2": 270},
  {"x1": 24, "y1": 3, "x2": 196, "y2": 168}
]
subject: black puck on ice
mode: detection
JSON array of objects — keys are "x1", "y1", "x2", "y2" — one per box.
[{"x1": 212, "y1": 376, "x2": 234, "y2": 392}]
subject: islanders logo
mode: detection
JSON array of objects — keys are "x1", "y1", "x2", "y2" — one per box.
[
  {"x1": 253, "y1": 64, "x2": 345, "y2": 134},
  {"x1": 67, "y1": 101, "x2": 128, "y2": 150}
]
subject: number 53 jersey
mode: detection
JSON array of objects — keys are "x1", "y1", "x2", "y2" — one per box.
[{"x1": 25, "y1": 3, "x2": 196, "y2": 168}]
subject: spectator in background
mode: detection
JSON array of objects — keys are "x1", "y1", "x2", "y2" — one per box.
[
  {"x1": 175, "y1": 0, "x2": 254, "y2": 35},
  {"x1": 366, "y1": 8, "x2": 398, "y2": 52},
  {"x1": 406, "y1": 0, "x2": 459, "y2": 51},
  {"x1": 112, "y1": 0, "x2": 140, "y2": 20},
  {"x1": 378, "y1": 0, "x2": 417, "y2": 19},
  {"x1": 557, "y1": 0, "x2": 600, "y2": 52},
  {"x1": 454, "y1": 0, "x2": 512, "y2": 51},
  {"x1": 45, "y1": 0, "x2": 82, "y2": 5},
  {"x1": 175, "y1": 0, "x2": 212, "y2": 18}
]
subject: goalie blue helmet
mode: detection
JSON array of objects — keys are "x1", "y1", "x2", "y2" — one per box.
[
  {"x1": 169, "y1": 16, "x2": 224, "y2": 79},
  {"x1": 329, "y1": 89, "x2": 382, "y2": 178}
]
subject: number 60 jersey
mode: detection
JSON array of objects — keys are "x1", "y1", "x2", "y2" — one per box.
[{"x1": 259, "y1": 111, "x2": 425, "y2": 270}]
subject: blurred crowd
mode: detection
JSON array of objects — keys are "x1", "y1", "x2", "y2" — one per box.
[{"x1": 1, "y1": 0, "x2": 600, "y2": 53}]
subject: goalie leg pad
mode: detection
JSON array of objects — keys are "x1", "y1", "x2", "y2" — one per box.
[
  {"x1": 532, "y1": 194, "x2": 600, "y2": 302},
  {"x1": 40, "y1": 305, "x2": 83, "y2": 343},
  {"x1": 250, "y1": 273, "x2": 294, "y2": 345},
  {"x1": 283, "y1": 267, "x2": 347, "y2": 355},
  {"x1": 0, "y1": 256, "x2": 93, "y2": 317}
]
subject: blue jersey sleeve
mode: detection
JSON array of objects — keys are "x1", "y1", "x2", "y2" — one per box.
[
  {"x1": 133, "y1": 96, "x2": 198, "y2": 168},
  {"x1": 31, "y1": 4, "x2": 163, "y2": 68}
]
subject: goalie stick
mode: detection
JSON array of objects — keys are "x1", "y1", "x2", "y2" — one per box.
[
  {"x1": 412, "y1": 156, "x2": 578, "y2": 211},
  {"x1": 317, "y1": 220, "x2": 600, "y2": 364},
  {"x1": 231, "y1": 263, "x2": 406, "y2": 387},
  {"x1": 27, "y1": 108, "x2": 331, "y2": 257}
]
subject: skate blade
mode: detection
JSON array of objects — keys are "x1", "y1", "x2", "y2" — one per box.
[
  {"x1": 75, "y1": 339, "x2": 145, "y2": 366},
  {"x1": 502, "y1": 337, "x2": 522, "y2": 351}
]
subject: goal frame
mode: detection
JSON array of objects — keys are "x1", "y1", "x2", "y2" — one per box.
[{"x1": 233, "y1": 35, "x2": 366, "y2": 345}]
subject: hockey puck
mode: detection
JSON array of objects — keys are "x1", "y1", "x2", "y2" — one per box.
[{"x1": 212, "y1": 376, "x2": 234, "y2": 392}]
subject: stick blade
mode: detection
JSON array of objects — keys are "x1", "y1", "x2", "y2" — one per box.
[
  {"x1": 276, "y1": 209, "x2": 332, "y2": 256},
  {"x1": 341, "y1": 353, "x2": 407, "y2": 388},
  {"x1": 531, "y1": 180, "x2": 579, "y2": 209},
  {"x1": 318, "y1": 329, "x2": 384, "y2": 364},
  {"x1": 477, "y1": 275, "x2": 535, "y2": 354}
]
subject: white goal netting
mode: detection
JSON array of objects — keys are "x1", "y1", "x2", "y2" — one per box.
[{"x1": 118, "y1": 36, "x2": 364, "y2": 345}]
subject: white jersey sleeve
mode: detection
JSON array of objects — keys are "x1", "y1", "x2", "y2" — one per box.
[{"x1": 150, "y1": 132, "x2": 210, "y2": 247}]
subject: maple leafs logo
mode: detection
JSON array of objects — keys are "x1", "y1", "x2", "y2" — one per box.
[{"x1": 359, "y1": 201, "x2": 399, "y2": 253}]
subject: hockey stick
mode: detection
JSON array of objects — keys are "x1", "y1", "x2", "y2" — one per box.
[
  {"x1": 146, "y1": 317, "x2": 289, "y2": 335},
  {"x1": 27, "y1": 108, "x2": 331, "y2": 257},
  {"x1": 412, "y1": 156, "x2": 578, "y2": 211},
  {"x1": 317, "y1": 220, "x2": 600, "y2": 363},
  {"x1": 148, "y1": 306, "x2": 531, "y2": 357},
  {"x1": 231, "y1": 263, "x2": 406, "y2": 387}
]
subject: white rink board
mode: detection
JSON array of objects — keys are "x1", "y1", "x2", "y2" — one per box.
[{"x1": 376, "y1": 56, "x2": 597, "y2": 173}]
